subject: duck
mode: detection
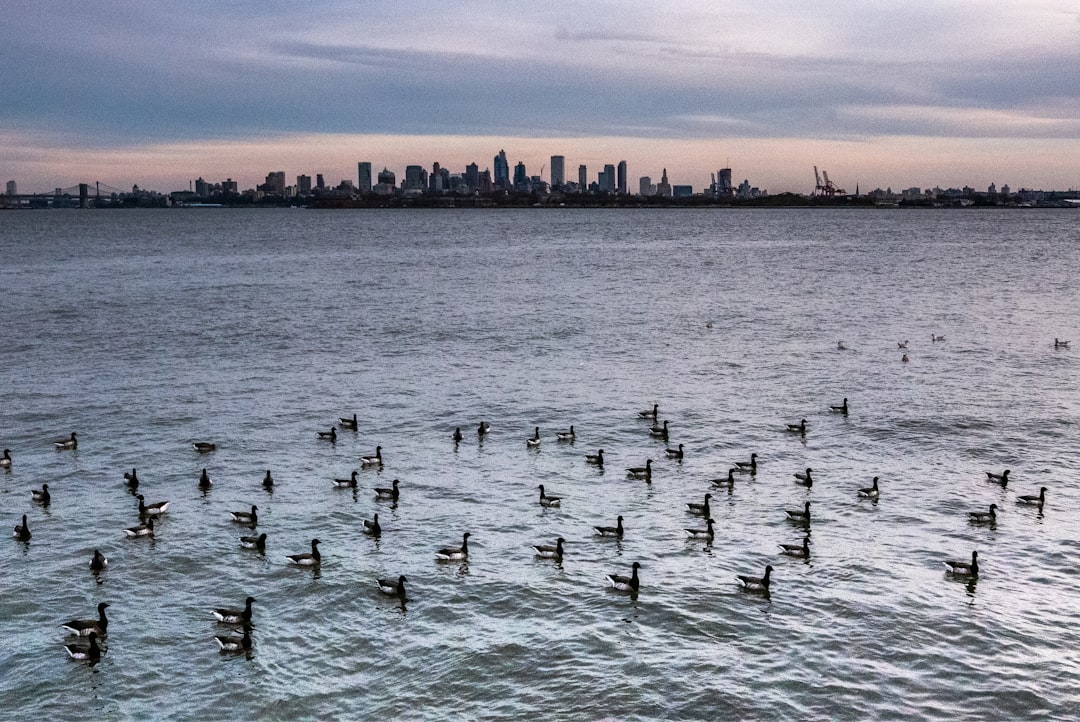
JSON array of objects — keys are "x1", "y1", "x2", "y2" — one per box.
[
  {"x1": 794, "y1": 468, "x2": 813, "y2": 487},
  {"x1": 901, "y1": 354, "x2": 909, "y2": 363},
  {"x1": 478, "y1": 421, "x2": 491, "y2": 437},
  {"x1": 649, "y1": 420, "x2": 669, "y2": 439},
  {"x1": 711, "y1": 469, "x2": 736, "y2": 487},
  {"x1": 526, "y1": 426, "x2": 541, "y2": 447},
  {"x1": 363, "y1": 513, "x2": 381, "y2": 536},
  {"x1": 898, "y1": 340, "x2": 909, "y2": 349},
  {"x1": 594, "y1": 516, "x2": 624, "y2": 537},
  {"x1": 734, "y1": 453, "x2": 757, "y2": 474},
  {"x1": 435, "y1": 532, "x2": 470, "y2": 561},
  {"x1": 556, "y1": 426, "x2": 576, "y2": 442},
  {"x1": 193, "y1": 442, "x2": 216, "y2": 453},
  {"x1": 123, "y1": 468, "x2": 139, "y2": 490},
  {"x1": 779, "y1": 537, "x2": 811, "y2": 558},
  {"x1": 785, "y1": 501, "x2": 812, "y2": 524},
  {"x1": 229, "y1": 505, "x2": 258, "y2": 526},
  {"x1": 198, "y1": 468, "x2": 213, "y2": 489},
  {"x1": 340, "y1": 413, "x2": 358, "y2": 430},
  {"x1": 968, "y1": 504, "x2": 997, "y2": 524},
  {"x1": 666, "y1": 443, "x2": 684, "y2": 460},
  {"x1": 0, "y1": 448, "x2": 11, "y2": 468},
  {"x1": 62, "y1": 602, "x2": 110, "y2": 636},
  {"x1": 453, "y1": 427, "x2": 463, "y2": 443},
  {"x1": 537, "y1": 484, "x2": 561, "y2": 508},
  {"x1": 1055, "y1": 338, "x2": 1070, "y2": 349},
  {"x1": 685, "y1": 518, "x2": 715, "y2": 541},
  {"x1": 837, "y1": 341, "x2": 847, "y2": 351},
  {"x1": 90, "y1": 549, "x2": 108, "y2": 572},
  {"x1": 54, "y1": 432, "x2": 78, "y2": 450},
  {"x1": 1017, "y1": 487, "x2": 1048, "y2": 506},
  {"x1": 638, "y1": 404, "x2": 658, "y2": 421},
  {"x1": 736, "y1": 564, "x2": 773, "y2": 592},
  {"x1": 317, "y1": 427, "x2": 337, "y2": 442},
  {"x1": 374, "y1": 478, "x2": 400, "y2": 501},
  {"x1": 31, "y1": 484, "x2": 50, "y2": 505},
  {"x1": 858, "y1": 477, "x2": 880, "y2": 498},
  {"x1": 137, "y1": 495, "x2": 169, "y2": 516},
  {"x1": 13, "y1": 514, "x2": 31, "y2": 541},
  {"x1": 606, "y1": 561, "x2": 641, "y2": 592},
  {"x1": 212, "y1": 596, "x2": 255, "y2": 624},
  {"x1": 377, "y1": 575, "x2": 408, "y2": 598},
  {"x1": 64, "y1": 631, "x2": 102, "y2": 661},
  {"x1": 360, "y1": 446, "x2": 383, "y2": 467},
  {"x1": 687, "y1": 493, "x2": 712, "y2": 517},
  {"x1": 262, "y1": 470, "x2": 274, "y2": 490},
  {"x1": 533, "y1": 537, "x2": 565, "y2": 559},
  {"x1": 932, "y1": 334, "x2": 946, "y2": 342},
  {"x1": 333, "y1": 470, "x2": 359, "y2": 488},
  {"x1": 123, "y1": 517, "x2": 155, "y2": 538},
  {"x1": 786, "y1": 419, "x2": 807, "y2": 434},
  {"x1": 585, "y1": 449, "x2": 604, "y2": 466},
  {"x1": 239, "y1": 532, "x2": 267, "y2": 551},
  {"x1": 626, "y1": 459, "x2": 652, "y2": 480},
  {"x1": 830, "y1": 398, "x2": 848, "y2": 414},
  {"x1": 944, "y1": 550, "x2": 978, "y2": 578},
  {"x1": 986, "y1": 469, "x2": 1010, "y2": 486},
  {"x1": 286, "y1": 538, "x2": 321, "y2": 566},
  {"x1": 214, "y1": 625, "x2": 252, "y2": 653}
]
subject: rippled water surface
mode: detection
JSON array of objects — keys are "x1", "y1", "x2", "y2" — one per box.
[{"x1": 2, "y1": 208, "x2": 1080, "y2": 720}]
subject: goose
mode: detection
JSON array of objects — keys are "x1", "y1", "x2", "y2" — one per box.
[
  {"x1": 136, "y1": 495, "x2": 169, "y2": 516},
  {"x1": 478, "y1": 421, "x2": 491, "y2": 437},
  {"x1": 317, "y1": 427, "x2": 337, "y2": 442},
  {"x1": 54, "y1": 432, "x2": 77, "y2": 450},
  {"x1": 363, "y1": 513, "x2": 381, "y2": 536},
  {"x1": 837, "y1": 341, "x2": 847, "y2": 351},
  {"x1": 649, "y1": 420, "x2": 669, "y2": 438},
  {"x1": 286, "y1": 538, "x2": 321, "y2": 566},
  {"x1": 64, "y1": 632, "x2": 102, "y2": 661},
  {"x1": 360, "y1": 446, "x2": 383, "y2": 467},
  {"x1": 62, "y1": 602, "x2": 110, "y2": 636},
  {"x1": 435, "y1": 532, "x2": 470, "y2": 561},
  {"x1": 902, "y1": 354, "x2": 909, "y2": 363},
  {"x1": 786, "y1": 419, "x2": 807, "y2": 434},
  {"x1": 526, "y1": 426, "x2": 541, "y2": 447},
  {"x1": 794, "y1": 468, "x2": 813, "y2": 487},
  {"x1": 779, "y1": 537, "x2": 811, "y2": 558},
  {"x1": 239, "y1": 532, "x2": 267, "y2": 551},
  {"x1": 687, "y1": 493, "x2": 712, "y2": 517},
  {"x1": 666, "y1": 443, "x2": 684, "y2": 460},
  {"x1": 785, "y1": 501, "x2": 812, "y2": 524},
  {"x1": 606, "y1": 561, "x2": 641, "y2": 592},
  {"x1": 31, "y1": 484, "x2": 50, "y2": 505},
  {"x1": 585, "y1": 449, "x2": 604, "y2": 466},
  {"x1": 638, "y1": 404, "x2": 659, "y2": 421},
  {"x1": 736, "y1": 564, "x2": 773, "y2": 592},
  {"x1": 340, "y1": 413, "x2": 358, "y2": 430},
  {"x1": 626, "y1": 459, "x2": 652, "y2": 479},
  {"x1": 734, "y1": 453, "x2": 757, "y2": 473},
  {"x1": 858, "y1": 477, "x2": 880, "y2": 498},
  {"x1": 123, "y1": 517, "x2": 155, "y2": 538},
  {"x1": 1017, "y1": 487, "x2": 1048, "y2": 506},
  {"x1": 533, "y1": 537, "x2": 565, "y2": 559},
  {"x1": 13, "y1": 514, "x2": 31, "y2": 540},
  {"x1": 944, "y1": 550, "x2": 979, "y2": 578},
  {"x1": 377, "y1": 575, "x2": 408, "y2": 598},
  {"x1": 214, "y1": 625, "x2": 252, "y2": 652},
  {"x1": 594, "y1": 516, "x2": 624, "y2": 537},
  {"x1": 968, "y1": 504, "x2": 997, "y2": 524},
  {"x1": 986, "y1": 469, "x2": 1010, "y2": 486},
  {"x1": 212, "y1": 596, "x2": 255, "y2": 624},
  {"x1": 262, "y1": 470, "x2": 274, "y2": 490},
  {"x1": 556, "y1": 426, "x2": 576, "y2": 442},
  {"x1": 453, "y1": 427, "x2": 463, "y2": 443},
  {"x1": 333, "y1": 470, "x2": 359, "y2": 488},
  {"x1": 0, "y1": 448, "x2": 11, "y2": 468},
  {"x1": 90, "y1": 549, "x2": 108, "y2": 572},
  {"x1": 898, "y1": 340, "x2": 909, "y2": 349},
  {"x1": 830, "y1": 398, "x2": 848, "y2": 414},
  {"x1": 229, "y1": 505, "x2": 258, "y2": 526},
  {"x1": 123, "y1": 468, "x2": 139, "y2": 489},
  {"x1": 685, "y1": 518, "x2": 715, "y2": 540},
  {"x1": 374, "y1": 479, "x2": 400, "y2": 501},
  {"x1": 932, "y1": 334, "x2": 946, "y2": 342},
  {"x1": 711, "y1": 469, "x2": 736, "y2": 487},
  {"x1": 198, "y1": 468, "x2": 213, "y2": 489},
  {"x1": 193, "y1": 442, "x2": 216, "y2": 453},
  {"x1": 1055, "y1": 338, "x2": 1070, "y2": 349},
  {"x1": 537, "y1": 484, "x2": 561, "y2": 508}
]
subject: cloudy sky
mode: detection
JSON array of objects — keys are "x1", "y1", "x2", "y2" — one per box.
[{"x1": 4, "y1": 1, "x2": 1080, "y2": 194}]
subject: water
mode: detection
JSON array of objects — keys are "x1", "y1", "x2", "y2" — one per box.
[{"x1": 1, "y1": 207, "x2": 1079, "y2": 720}]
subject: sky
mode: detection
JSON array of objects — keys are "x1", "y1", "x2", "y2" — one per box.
[{"x1": 3, "y1": 1, "x2": 1080, "y2": 194}]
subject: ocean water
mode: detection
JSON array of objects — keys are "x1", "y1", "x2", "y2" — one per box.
[{"x1": 1, "y1": 207, "x2": 1079, "y2": 721}]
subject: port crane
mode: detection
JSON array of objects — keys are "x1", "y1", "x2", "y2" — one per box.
[{"x1": 813, "y1": 166, "x2": 846, "y2": 197}]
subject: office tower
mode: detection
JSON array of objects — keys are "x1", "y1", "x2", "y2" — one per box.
[
  {"x1": 494, "y1": 149, "x2": 510, "y2": 190},
  {"x1": 221, "y1": 178, "x2": 238, "y2": 194},
  {"x1": 478, "y1": 169, "x2": 493, "y2": 193},
  {"x1": 603, "y1": 164, "x2": 616, "y2": 192},
  {"x1": 550, "y1": 155, "x2": 565, "y2": 188},
  {"x1": 374, "y1": 168, "x2": 396, "y2": 195},
  {"x1": 717, "y1": 167, "x2": 733, "y2": 197},
  {"x1": 297, "y1": 174, "x2": 312, "y2": 195},
  {"x1": 405, "y1": 165, "x2": 426, "y2": 191},
  {"x1": 617, "y1": 161, "x2": 627, "y2": 194},
  {"x1": 465, "y1": 163, "x2": 479, "y2": 190},
  {"x1": 316, "y1": 174, "x2": 325, "y2": 190},
  {"x1": 578, "y1": 164, "x2": 587, "y2": 190},
  {"x1": 639, "y1": 176, "x2": 652, "y2": 196},
  {"x1": 357, "y1": 162, "x2": 372, "y2": 193},
  {"x1": 513, "y1": 161, "x2": 527, "y2": 189},
  {"x1": 656, "y1": 168, "x2": 671, "y2": 197},
  {"x1": 5, "y1": 180, "x2": 15, "y2": 196},
  {"x1": 262, "y1": 171, "x2": 286, "y2": 195},
  {"x1": 597, "y1": 171, "x2": 608, "y2": 192},
  {"x1": 194, "y1": 177, "x2": 209, "y2": 197}
]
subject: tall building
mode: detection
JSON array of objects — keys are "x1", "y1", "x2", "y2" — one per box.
[
  {"x1": 494, "y1": 149, "x2": 510, "y2": 190},
  {"x1": 316, "y1": 174, "x2": 325, "y2": 190},
  {"x1": 656, "y1": 168, "x2": 671, "y2": 197},
  {"x1": 550, "y1": 155, "x2": 565, "y2": 188},
  {"x1": 578, "y1": 164, "x2": 587, "y2": 190},
  {"x1": 465, "y1": 163, "x2": 479, "y2": 190},
  {"x1": 357, "y1": 162, "x2": 372, "y2": 193},
  {"x1": 194, "y1": 177, "x2": 209, "y2": 197},
  {"x1": 478, "y1": 169, "x2": 493, "y2": 193},
  {"x1": 374, "y1": 168, "x2": 396, "y2": 196},
  {"x1": 603, "y1": 164, "x2": 616, "y2": 193},
  {"x1": 261, "y1": 171, "x2": 286, "y2": 195},
  {"x1": 617, "y1": 161, "x2": 627, "y2": 194},
  {"x1": 717, "y1": 167, "x2": 733, "y2": 197},
  {"x1": 597, "y1": 171, "x2": 608, "y2": 192},
  {"x1": 639, "y1": 176, "x2": 652, "y2": 196},
  {"x1": 5, "y1": 180, "x2": 15, "y2": 196},
  {"x1": 404, "y1": 165, "x2": 427, "y2": 191},
  {"x1": 221, "y1": 178, "x2": 238, "y2": 195},
  {"x1": 297, "y1": 174, "x2": 312, "y2": 195},
  {"x1": 513, "y1": 161, "x2": 528, "y2": 190}
]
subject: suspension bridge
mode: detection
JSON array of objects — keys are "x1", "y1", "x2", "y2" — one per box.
[{"x1": 2, "y1": 181, "x2": 136, "y2": 208}]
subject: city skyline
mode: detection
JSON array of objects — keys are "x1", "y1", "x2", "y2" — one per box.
[{"x1": 3, "y1": 3, "x2": 1080, "y2": 193}]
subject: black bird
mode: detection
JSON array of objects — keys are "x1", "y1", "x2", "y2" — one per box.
[
  {"x1": 537, "y1": 484, "x2": 561, "y2": 508},
  {"x1": 944, "y1": 550, "x2": 979, "y2": 578},
  {"x1": 62, "y1": 602, "x2": 110, "y2": 636},
  {"x1": 687, "y1": 493, "x2": 712, "y2": 517},
  {"x1": 606, "y1": 561, "x2": 641, "y2": 592},
  {"x1": 626, "y1": 459, "x2": 652, "y2": 481},
  {"x1": 478, "y1": 421, "x2": 491, "y2": 437},
  {"x1": 229, "y1": 505, "x2": 258, "y2": 526},
  {"x1": 334, "y1": 470, "x2": 359, "y2": 488},
  {"x1": 556, "y1": 425, "x2": 576, "y2": 442},
  {"x1": 360, "y1": 446, "x2": 383, "y2": 467},
  {"x1": 1017, "y1": 487, "x2": 1048, "y2": 507},
  {"x1": 363, "y1": 513, "x2": 381, "y2": 536},
  {"x1": 64, "y1": 631, "x2": 102, "y2": 661},
  {"x1": 594, "y1": 516, "x2": 624, "y2": 537},
  {"x1": 54, "y1": 432, "x2": 78, "y2": 450},
  {"x1": 31, "y1": 484, "x2": 50, "y2": 505},
  {"x1": 215, "y1": 625, "x2": 253, "y2": 652},
  {"x1": 711, "y1": 469, "x2": 736, "y2": 487},
  {"x1": 137, "y1": 494, "x2": 170, "y2": 516},
  {"x1": 830, "y1": 398, "x2": 848, "y2": 414},
  {"x1": 666, "y1": 443, "x2": 684, "y2": 460},
  {"x1": 286, "y1": 539, "x2": 322, "y2": 566},
  {"x1": 212, "y1": 596, "x2": 256, "y2": 625},
  {"x1": 779, "y1": 537, "x2": 811, "y2": 558},
  {"x1": 123, "y1": 468, "x2": 139, "y2": 490},
  {"x1": 858, "y1": 477, "x2": 880, "y2": 498},
  {"x1": 262, "y1": 470, "x2": 274, "y2": 490},
  {"x1": 585, "y1": 449, "x2": 604, "y2": 466},
  {"x1": 374, "y1": 479, "x2": 400, "y2": 501},
  {"x1": 794, "y1": 468, "x2": 813, "y2": 487},
  {"x1": 435, "y1": 532, "x2": 470, "y2": 561},
  {"x1": 198, "y1": 468, "x2": 213, "y2": 489},
  {"x1": 377, "y1": 575, "x2": 408, "y2": 599},
  {"x1": 785, "y1": 501, "x2": 812, "y2": 524},
  {"x1": 318, "y1": 427, "x2": 337, "y2": 442},
  {"x1": 968, "y1": 504, "x2": 997, "y2": 524},
  {"x1": 786, "y1": 419, "x2": 807, "y2": 434},
  {"x1": 526, "y1": 426, "x2": 541, "y2": 448},
  {"x1": 340, "y1": 413, "x2": 358, "y2": 430},
  {"x1": 533, "y1": 537, "x2": 565, "y2": 560},
  {"x1": 90, "y1": 549, "x2": 108, "y2": 572},
  {"x1": 638, "y1": 404, "x2": 658, "y2": 421},
  {"x1": 650, "y1": 420, "x2": 669, "y2": 439},
  {"x1": 240, "y1": 532, "x2": 267, "y2": 551},
  {"x1": 734, "y1": 453, "x2": 757, "y2": 474},
  {"x1": 192, "y1": 442, "x2": 216, "y2": 453},
  {"x1": 453, "y1": 427, "x2": 463, "y2": 443},
  {"x1": 736, "y1": 564, "x2": 773, "y2": 593},
  {"x1": 986, "y1": 469, "x2": 1010, "y2": 486},
  {"x1": 13, "y1": 514, "x2": 31, "y2": 541}
]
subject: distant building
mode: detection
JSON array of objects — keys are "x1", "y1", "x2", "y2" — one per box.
[
  {"x1": 259, "y1": 171, "x2": 286, "y2": 195},
  {"x1": 639, "y1": 176, "x2": 653, "y2": 196},
  {"x1": 374, "y1": 168, "x2": 396, "y2": 196},
  {"x1": 673, "y1": 185, "x2": 693, "y2": 198},
  {"x1": 465, "y1": 163, "x2": 479, "y2": 190},
  {"x1": 494, "y1": 149, "x2": 510, "y2": 190},
  {"x1": 296, "y1": 175, "x2": 312, "y2": 196},
  {"x1": 578, "y1": 165, "x2": 587, "y2": 191},
  {"x1": 550, "y1": 155, "x2": 565, "y2": 189},
  {"x1": 478, "y1": 169, "x2": 493, "y2": 193},
  {"x1": 221, "y1": 178, "x2": 238, "y2": 195},
  {"x1": 194, "y1": 177, "x2": 209, "y2": 197},
  {"x1": 716, "y1": 168, "x2": 733, "y2": 197},
  {"x1": 513, "y1": 161, "x2": 528, "y2": 190},
  {"x1": 404, "y1": 165, "x2": 426, "y2": 191},
  {"x1": 617, "y1": 161, "x2": 627, "y2": 194},
  {"x1": 656, "y1": 168, "x2": 672, "y2": 197},
  {"x1": 5, "y1": 180, "x2": 15, "y2": 196},
  {"x1": 357, "y1": 162, "x2": 372, "y2": 193},
  {"x1": 316, "y1": 174, "x2": 325, "y2": 190},
  {"x1": 603, "y1": 164, "x2": 616, "y2": 193}
]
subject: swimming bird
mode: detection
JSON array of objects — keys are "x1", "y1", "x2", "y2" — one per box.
[
  {"x1": 229, "y1": 505, "x2": 258, "y2": 526},
  {"x1": 585, "y1": 449, "x2": 604, "y2": 466},
  {"x1": 898, "y1": 340, "x2": 909, "y2": 349},
  {"x1": 31, "y1": 484, "x2": 50, "y2": 505},
  {"x1": 374, "y1": 478, "x2": 400, "y2": 501},
  {"x1": 0, "y1": 448, "x2": 11, "y2": 468},
  {"x1": 198, "y1": 468, "x2": 213, "y2": 489},
  {"x1": 435, "y1": 532, "x2": 470, "y2": 561},
  {"x1": 377, "y1": 575, "x2": 408, "y2": 598},
  {"x1": 262, "y1": 470, "x2": 274, "y2": 490},
  {"x1": 478, "y1": 421, "x2": 491, "y2": 437},
  {"x1": 361, "y1": 446, "x2": 383, "y2": 467},
  {"x1": 212, "y1": 596, "x2": 255, "y2": 624},
  {"x1": 240, "y1": 532, "x2": 267, "y2": 551},
  {"x1": 1017, "y1": 487, "x2": 1048, "y2": 506},
  {"x1": 537, "y1": 484, "x2": 561, "y2": 508},
  {"x1": 334, "y1": 470, "x2": 359, "y2": 488},
  {"x1": 363, "y1": 513, "x2": 381, "y2": 536},
  {"x1": 193, "y1": 442, "x2": 216, "y2": 453},
  {"x1": 340, "y1": 413, "x2": 358, "y2": 430},
  {"x1": 786, "y1": 419, "x2": 807, "y2": 434},
  {"x1": 90, "y1": 549, "x2": 108, "y2": 572},
  {"x1": 986, "y1": 469, "x2": 1010, "y2": 486},
  {"x1": 794, "y1": 468, "x2": 813, "y2": 487},
  {"x1": 556, "y1": 425, "x2": 575, "y2": 442},
  {"x1": 123, "y1": 468, "x2": 139, "y2": 490},
  {"x1": 533, "y1": 537, "x2": 565, "y2": 559},
  {"x1": 453, "y1": 427, "x2": 463, "y2": 443},
  {"x1": 944, "y1": 550, "x2": 979, "y2": 578},
  {"x1": 830, "y1": 397, "x2": 848, "y2": 414},
  {"x1": 526, "y1": 426, "x2": 541, "y2": 447},
  {"x1": 136, "y1": 495, "x2": 169, "y2": 517},
  {"x1": 687, "y1": 493, "x2": 712, "y2": 517},
  {"x1": 287, "y1": 538, "x2": 321, "y2": 566},
  {"x1": 901, "y1": 354, "x2": 909, "y2": 363},
  {"x1": 1055, "y1": 338, "x2": 1070, "y2": 348},
  {"x1": 685, "y1": 518, "x2": 715, "y2": 541},
  {"x1": 594, "y1": 516, "x2": 624, "y2": 537},
  {"x1": 214, "y1": 625, "x2": 252, "y2": 653},
  {"x1": 736, "y1": 564, "x2": 773, "y2": 592},
  {"x1": 779, "y1": 537, "x2": 811, "y2": 558},
  {"x1": 650, "y1": 420, "x2": 669, "y2": 439},
  {"x1": 64, "y1": 631, "x2": 102, "y2": 661},
  {"x1": 14, "y1": 514, "x2": 31, "y2": 541},
  {"x1": 932, "y1": 334, "x2": 946, "y2": 342},
  {"x1": 123, "y1": 516, "x2": 155, "y2": 538},
  {"x1": 638, "y1": 404, "x2": 658, "y2": 421},
  {"x1": 606, "y1": 561, "x2": 641, "y2": 592},
  {"x1": 318, "y1": 427, "x2": 337, "y2": 442},
  {"x1": 54, "y1": 432, "x2": 77, "y2": 450},
  {"x1": 968, "y1": 504, "x2": 997, "y2": 524},
  {"x1": 62, "y1": 602, "x2": 110, "y2": 636},
  {"x1": 734, "y1": 453, "x2": 757, "y2": 474},
  {"x1": 785, "y1": 501, "x2": 812, "y2": 524},
  {"x1": 666, "y1": 443, "x2": 684, "y2": 460},
  {"x1": 711, "y1": 469, "x2": 736, "y2": 487},
  {"x1": 837, "y1": 341, "x2": 847, "y2": 351},
  {"x1": 858, "y1": 477, "x2": 880, "y2": 498},
  {"x1": 626, "y1": 459, "x2": 652, "y2": 480}
]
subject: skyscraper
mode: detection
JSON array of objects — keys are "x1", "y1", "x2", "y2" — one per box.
[
  {"x1": 578, "y1": 165, "x2": 587, "y2": 190},
  {"x1": 513, "y1": 161, "x2": 528, "y2": 190},
  {"x1": 639, "y1": 176, "x2": 653, "y2": 196},
  {"x1": 617, "y1": 161, "x2": 627, "y2": 194},
  {"x1": 465, "y1": 163, "x2": 479, "y2": 190},
  {"x1": 494, "y1": 149, "x2": 510, "y2": 190},
  {"x1": 405, "y1": 165, "x2": 427, "y2": 191},
  {"x1": 550, "y1": 155, "x2": 565, "y2": 189},
  {"x1": 297, "y1": 174, "x2": 312, "y2": 195},
  {"x1": 357, "y1": 162, "x2": 372, "y2": 193},
  {"x1": 603, "y1": 164, "x2": 616, "y2": 193},
  {"x1": 656, "y1": 168, "x2": 671, "y2": 197},
  {"x1": 717, "y1": 167, "x2": 733, "y2": 197}
]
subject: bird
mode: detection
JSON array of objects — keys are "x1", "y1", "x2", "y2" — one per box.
[
  {"x1": 374, "y1": 478, "x2": 400, "y2": 501},
  {"x1": 837, "y1": 341, "x2": 847, "y2": 351},
  {"x1": 54, "y1": 432, "x2": 78, "y2": 450},
  {"x1": 333, "y1": 470, "x2": 359, "y2": 488},
  {"x1": 685, "y1": 518, "x2": 715, "y2": 541},
  {"x1": 318, "y1": 427, "x2": 337, "y2": 442},
  {"x1": 794, "y1": 468, "x2": 813, "y2": 487},
  {"x1": 1017, "y1": 487, "x2": 1048, "y2": 506},
  {"x1": 986, "y1": 469, "x2": 1010, "y2": 486},
  {"x1": 779, "y1": 537, "x2": 811, "y2": 558},
  {"x1": 192, "y1": 442, "x2": 216, "y2": 453},
  {"x1": 736, "y1": 564, "x2": 773, "y2": 592},
  {"x1": 711, "y1": 469, "x2": 736, "y2": 487},
  {"x1": 377, "y1": 575, "x2": 408, "y2": 599},
  {"x1": 453, "y1": 427, "x2": 463, "y2": 443},
  {"x1": 650, "y1": 420, "x2": 669, "y2": 439},
  {"x1": 1055, "y1": 338, "x2": 1070, "y2": 349},
  {"x1": 13, "y1": 514, "x2": 31, "y2": 541},
  {"x1": 830, "y1": 398, "x2": 848, "y2": 414},
  {"x1": 123, "y1": 468, "x2": 139, "y2": 490},
  {"x1": 340, "y1": 413, "x2": 358, "y2": 430},
  {"x1": 31, "y1": 484, "x2": 50, "y2": 505},
  {"x1": 526, "y1": 426, "x2": 541, "y2": 447},
  {"x1": 123, "y1": 517, "x2": 155, "y2": 538},
  {"x1": 785, "y1": 501, "x2": 812, "y2": 524},
  {"x1": 585, "y1": 449, "x2": 604, "y2": 466},
  {"x1": 968, "y1": 504, "x2": 997, "y2": 524},
  {"x1": 902, "y1": 354, "x2": 909, "y2": 363},
  {"x1": 734, "y1": 453, "x2": 757, "y2": 474},
  {"x1": 212, "y1": 596, "x2": 256, "y2": 625},
  {"x1": 898, "y1": 340, "x2": 909, "y2": 349},
  {"x1": 666, "y1": 443, "x2": 684, "y2": 460},
  {"x1": 537, "y1": 484, "x2": 561, "y2": 508},
  {"x1": 0, "y1": 448, "x2": 11, "y2": 468},
  {"x1": 360, "y1": 446, "x2": 383, "y2": 467},
  {"x1": 594, "y1": 516, "x2": 624, "y2": 537},
  {"x1": 533, "y1": 537, "x2": 565, "y2": 559},
  {"x1": 932, "y1": 334, "x2": 946, "y2": 342},
  {"x1": 286, "y1": 538, "x2": 321, "y2": 566},
  {"x1": 240, "y1": 532, "x2": 267, "y2": 551},
  {"x1": 606, "y1": 561, "x2": 641, "y2": 592},
  {"x1": 198, "y1": 468, "x2": 213, "y2": 489},
  {"x1": 62, "y1": 602, "x2": 110, "y2": 636},
  {"x1": 786, "y1": 419, "x2": 807, "y2": 434},
  {"x1": 626, "y1": 459, "x2": 652, "y2": 480},
  {"x1": 214, "y1": 625, "x2": 253, "y2": 653},
  {"x1": 262, "y1": 470, "x2": 274, "y2": 490},
  {"x1": 90, "y1": 549, "x2": 108, "y2": 572},
  {"x1": 858, "y1": 477, "x2": 880, "y2": 498},
  {"x1": 64, "y1": 631, "x2": 102, "y2": 661},
  {"x1": 687, "y1": 493, "x2": 712, "y2": 516},
  {"x1": 137, "y1": 495, "x2": 169, "y2": 517},
  {"x1": 229, "y1": 505, "x2": 258, "y2": 526},
  {"x1": 638, "y1": 404, "x2": 658, "y2": 421},
  {"x1": 478, "y1": 421, "x2": 491, "y2": 437},
  {"x1": 363, "y1": 513, "x2": 381, "y2": 536},
  {"x1": 556, "y1": 425, "x2": 575, "y2": 442},
  {"x1": 944, "y1": 550, "x2": 979, "y2": 578},
  {"x1": 435, "y1": 532, "x2": 471, "y2": 561}
]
